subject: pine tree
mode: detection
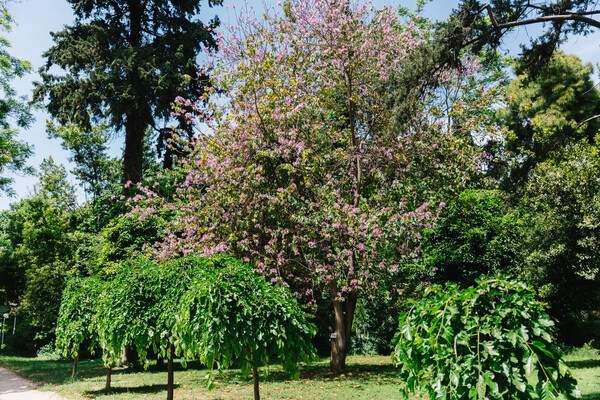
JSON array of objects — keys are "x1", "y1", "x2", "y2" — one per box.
[{"x1": 34, "y1": 0, "x2": 222, "y2": 184}]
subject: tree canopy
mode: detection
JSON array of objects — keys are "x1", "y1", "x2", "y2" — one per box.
[
  {"x1": 33, "y1": 0, "x2": 222, "y2": 184},
  {"x1": 134, "y1": 0, "x2": 504, "y2": 372}
]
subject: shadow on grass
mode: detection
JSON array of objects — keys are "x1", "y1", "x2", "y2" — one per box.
[
  {"x1": 225, "y1": 359, "x2": 398, "y2": 385},
  {"x1": 0, "y1": 357, "x2": 78, "y2": 385},
  {"x1": 582, "y1": 393, "x2": 600, "y2": 400},
  {"x1": 84, "y1": 383, "x2": 179, "y2": 397},
  {"x1": 0, "y1": 356, "x2": 200, "y2": 385},
  {"x1": 567, "y1": 359, "x2": 600, "y2": 369},
  {"x1": 301, "y1": 361, "x2": 396, "y2": 380}
]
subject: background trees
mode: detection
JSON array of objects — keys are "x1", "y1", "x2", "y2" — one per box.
[
  {"x1": 8, "y1": 158, "x2": 78, "y2": 344},
  {"x1": 46, "y1": 121, "x2": 120, "y2": 201},
  {"x1": 33, "y1": 0, "x2": 222, "y2": 184},
  {"x1": 0, "y1": 0, "x2": 34, "y2": 195},
  {"x1": 422, "y1": 189, "x2": 524, "y2": 287},
  {"x1": 2, "y1": 0, "x2": 600, "y2": 388},
  {"x1": 440, "y1": 1, "x2": 600, "y2": 74},
  {"x1": 496, "y1": 52, "x2": 600, "y2": 188}
]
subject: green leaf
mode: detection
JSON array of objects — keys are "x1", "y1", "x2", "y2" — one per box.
[{"x1": 525, "y1": 354, "x2": 536, "y2": 375}]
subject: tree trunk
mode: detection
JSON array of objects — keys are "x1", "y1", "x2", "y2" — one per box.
[
  {"x1": 167, "y1": 341, "x2": 174, "y2": 400},
  {"x1": 71, "y1": 353, "x2": 79, "y2": 379},
  {"x1": 105, "y1": 365, "x2": 112, "y2": 391},
  {"x1": 252, "y1": 366, "x2": 260, "y2": 400},
  {"x1": 123, "y1": 111, "x2": 146, "y2": 185},
  {"x1": 329, "y1": 281, "x2": 358, "y2": 373},
  {"x1": 120, "y1": 345, "x2": 136, "y2": 366},
  {"x1": 122, "y1": 0, "x2": 149, "y2": 186}
]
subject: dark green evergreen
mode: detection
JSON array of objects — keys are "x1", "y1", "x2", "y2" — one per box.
[
  {"x1": 439, "y1": 1, "x2": 600, "y2": 75},
  {"x1": 33, "y1": 0, "x2": 222, "y2": 184}
]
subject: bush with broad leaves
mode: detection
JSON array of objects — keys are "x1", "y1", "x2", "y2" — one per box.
[{"x1": 393, "y1": 277, "x2": 580, "y2": 400}]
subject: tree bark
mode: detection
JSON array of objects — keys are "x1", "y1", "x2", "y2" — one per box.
[
  {"x1": 252, "y1": 366, "x2": 260, "y2": 400},
  {"x1": 123, "y1": 111, "x2": 146, "y2": 185},
  {"x1": 329, "y1": 281, "x2": 358, "y2": 373},
  {"x1": 122, "y1": 1, "x2": 150, "y2": 186},
  {"x1": 120, "y1": 345, "x2": 136, "y2": 366},
  {"x1": 105, "y1": 365, "x2": 112, "y2": 391},
  {"x1": 167, "y1": 341, "x2": 174, "y2": 400},
  {"x1": 71, "y1": 353, "x2": 79, "y2": 379}
]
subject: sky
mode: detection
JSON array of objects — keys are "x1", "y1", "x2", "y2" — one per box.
[{"x1": 0, "y1": 0, "x2": 599, "y2": 210}]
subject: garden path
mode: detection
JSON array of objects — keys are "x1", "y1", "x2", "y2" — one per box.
[{"x1": 0, "y1": 367, "x2": 66, "y2": 400}]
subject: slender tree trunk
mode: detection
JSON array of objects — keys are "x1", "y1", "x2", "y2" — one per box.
[
  {"x1": 252, "y1": 366, "x2": 260, "y2": 400},
  {"x1": 249, "y1": 347, "x2": 260, "y2": 400},
  {"x1": 167, "y1": 341, "x2": 174, "y2": 400},
  {"x1": 329, "y1": 281, "x2": 358, "y2": 373},
  {"x1": 72, "y1": 353, "x2": 79, "y2": 379},
  {"x1": 105, "y1": 365, "x2": 112, "y2": 391}
]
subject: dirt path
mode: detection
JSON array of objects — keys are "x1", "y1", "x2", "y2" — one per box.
[{"x1": 0, "y1": 367, "x2": 67, "y2": 400}]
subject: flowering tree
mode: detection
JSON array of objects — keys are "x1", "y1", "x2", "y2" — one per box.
[{"x1": 135, "y1": 0, "x2": 497, "y2": 372}]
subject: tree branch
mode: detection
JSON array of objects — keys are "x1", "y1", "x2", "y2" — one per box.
[
  {"x1": 479, "y1": 4, "x2": 600, "y2": 30},
  {"x1": 495, "y1": 14, "x2": 600, "y2": 30},
  {"x1": 577, "y1": 114, "x2": 600, "y2": 130}
]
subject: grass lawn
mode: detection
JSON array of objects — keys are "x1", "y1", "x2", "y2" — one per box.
[{"x1": 1, "y1": 348, "x2": 600, "y2": 399}]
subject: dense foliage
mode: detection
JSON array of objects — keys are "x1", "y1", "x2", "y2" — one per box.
[
  {"x1": 93, "y1": 257, "x2": 189, "y2": 367},
  {"x1": 33, "y1": 0, "x2": 222, "y2": 183},
  {"x1": 54, "y1": 255, "x2": 316, "y2": 399},
  {"x1": 2, "y1": 5, "x2": 600, "y2": 400},
  {"x1": 393, "y1": 278, "x2": 580, "y2": 400},
  {"x1": 423, "y1": 189, "x2": 523, "y2": 286},
  {"x1": 133, "y1": 0, "x2": 504, "y2": 372},
  {"x1": 55, "y1": 277, "x2": 104, "y2": 359},
  {"x1": 496, "y1": 52, "x2": 600, "y2": 188},
  {"x1": 176, "y1": 256, "x2": 317, "y2": 394}
]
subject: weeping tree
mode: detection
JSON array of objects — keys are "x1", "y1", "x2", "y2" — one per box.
[
  {"x1": 175, "y1": 256, "x2": 317, "y2": 400},
  {"x1": 92, "y1": 257, "x2": 191, "y2": 397},
  {"x1": 393, "y1": 277, "x2": 580, "y2": 400},
  {"x1": 55, "y1": 276, "x2": 105, "y2": 378},
  {"x1": 58, "y1": 255, "x2": 315, "y2": 400}
]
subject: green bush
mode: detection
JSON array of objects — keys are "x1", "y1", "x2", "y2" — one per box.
[
  {"x1": 422, "y1": 190, "x2": 524, "y2": 287},
  {"x1": 1, "y1": 315, "x2": 38, "y2": 357},
  {"x1": 393, "y1": 277, "x2": 580, "y2": 400}
]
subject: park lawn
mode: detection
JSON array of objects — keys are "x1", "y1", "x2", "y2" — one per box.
[
  {"x1": 0, "y1": 349, "x2": 599, "y2": 399},
  {"x1": 0, "y1": 355, "x2": 404, "y2": 400}
]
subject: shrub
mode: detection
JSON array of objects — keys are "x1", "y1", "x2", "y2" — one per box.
[{"x1": 393, "y1": 277, "x2": 580, "y2": 400}]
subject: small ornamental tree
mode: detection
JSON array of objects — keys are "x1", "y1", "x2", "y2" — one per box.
[
  {"x1": 393, "y1": 277, "x2": 580, "y2": 400},
  {"x1": 93, "y1": 257, "x2": 189, "y2": 397},
  {"x1": 134, "y1": 0, "x2": 501, "y2": 372},
  {"x1": 55, "y1": 276, "x2": 105, "y2": 378},
  {"x1": 175, "y1": 256, "x2": 317, "y2": 400}
]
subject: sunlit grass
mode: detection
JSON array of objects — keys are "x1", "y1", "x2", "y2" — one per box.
[{"x1": 1, "y1": 349, "x2": 600, "y2": 399}]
